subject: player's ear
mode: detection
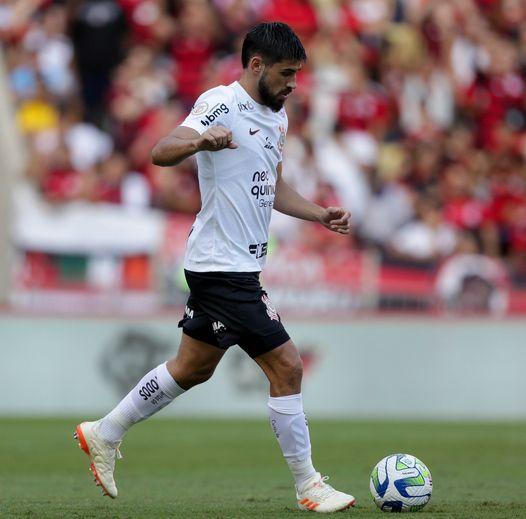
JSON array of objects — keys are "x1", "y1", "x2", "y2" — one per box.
[{"x1": 249, "y1": 55, "x2": 265, "y2": 76}]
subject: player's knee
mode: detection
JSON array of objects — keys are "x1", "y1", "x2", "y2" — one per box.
[
  {"x1": 287, "y1": 360, "x2": 303, "y2": 386},
  {"x1": 274, "y1": 358, "x2": 303, "y2": 392}
]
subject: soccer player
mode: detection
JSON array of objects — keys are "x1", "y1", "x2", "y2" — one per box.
[{"x1": 75, "y1": 22, "x2": 354, "y2": 513}]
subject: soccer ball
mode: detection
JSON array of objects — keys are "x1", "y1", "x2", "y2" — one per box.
[{"x1": 370, "y1": 453, "x2": 432, "y2": 512}]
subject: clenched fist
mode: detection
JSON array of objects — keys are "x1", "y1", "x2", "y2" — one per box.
[
  {"x1": 197, "y1": 125, "x2": 238, "y2": 152},
  {"x1": 319, "y1": 207, "x2": 351, "y2": 234}
]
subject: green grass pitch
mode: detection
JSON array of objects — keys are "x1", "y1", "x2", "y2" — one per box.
[{"x1": 1, "y1": 418, "x2": 525, "y2": 518}]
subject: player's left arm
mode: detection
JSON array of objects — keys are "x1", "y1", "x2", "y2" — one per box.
[{"x1": 273, "y1": 163, "x2": 351, "y2": 234}]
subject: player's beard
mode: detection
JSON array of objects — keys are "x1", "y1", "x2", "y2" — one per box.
[{"x1": 258, "y1": 72, "x2": 285, "y2": 112}]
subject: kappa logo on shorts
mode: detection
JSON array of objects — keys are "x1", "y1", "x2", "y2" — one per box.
[{"x1": 262, "y1": 294, "x2": 279, "y2": 321}]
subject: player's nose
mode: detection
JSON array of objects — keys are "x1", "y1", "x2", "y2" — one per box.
[{"x1": 286, "y1": 75, "x2": 297, "y2": 91}]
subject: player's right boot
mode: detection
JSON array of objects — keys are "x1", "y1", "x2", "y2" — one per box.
[
  {"x1": 296, "y1": 473, "x2": 356, "y2": 513},
  {"x1": 74, "y1": 421, "x2": 122, "y2": 498}
]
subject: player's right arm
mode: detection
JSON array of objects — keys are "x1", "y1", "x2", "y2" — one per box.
[
  {"x1": 152, "y1": 86, "x2": 237, "y2": 166},
  {"x1": 151, "y1": 125, "x2": 237, "y2": 167}
]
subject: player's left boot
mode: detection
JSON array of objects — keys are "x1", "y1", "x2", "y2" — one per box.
[
  {"x1": 296, "y1": 473, "x2": 356, "y2": 513},
  {"x1": 74, "y1": 421, "x2": 122, "y2": 498}
]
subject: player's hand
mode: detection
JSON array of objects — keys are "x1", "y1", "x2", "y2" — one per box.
[
  {"x1": 197, "y1": 125, "x2": 238, "y2": 152},
  {"x1": 320, "y1": 207, "x2": 351, "y2": 234}
]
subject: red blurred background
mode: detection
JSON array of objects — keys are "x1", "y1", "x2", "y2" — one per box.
[{"x1": 2, "y1": 0, "x2": 526, "y2": 316}]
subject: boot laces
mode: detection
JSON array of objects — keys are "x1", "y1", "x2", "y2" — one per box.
[{"x1": 311, "y1": 476, "x2": 337, "y2": 500}]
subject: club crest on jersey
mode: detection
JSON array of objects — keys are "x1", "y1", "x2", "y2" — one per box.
[
  {"x1": 262, "y1": 294, "x2": 279, "y2": 321},
  {"x1": 277, "y1": 124, "x2": 286, "y2": 152},
  {"x1": 191, "y1": 101, "x2": 209, "y2": 116},
  {"x1": 200, "y1": 103, "x2": 229, "y2": 127}
]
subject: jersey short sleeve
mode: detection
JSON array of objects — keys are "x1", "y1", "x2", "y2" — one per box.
[{"x1": 181, "y1": 86, "x2": 234, "y2": 135}]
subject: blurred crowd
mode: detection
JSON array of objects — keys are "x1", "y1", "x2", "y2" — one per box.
[{"x1": 2, "y1": 0, "x2": 526, "y2": 287}]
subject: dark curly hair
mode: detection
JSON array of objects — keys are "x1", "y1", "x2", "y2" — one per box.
[{"x1": 241, "y1": 22, "x2": 307, "y2": 68}]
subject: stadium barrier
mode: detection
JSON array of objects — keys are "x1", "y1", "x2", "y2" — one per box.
[{"x1": 1, "y1": 316, "x2": 525, "y2": 419}]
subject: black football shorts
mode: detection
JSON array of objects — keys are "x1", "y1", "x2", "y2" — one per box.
[{"x1": 178, "y1": 270, "x2": 290, "y2": 358}]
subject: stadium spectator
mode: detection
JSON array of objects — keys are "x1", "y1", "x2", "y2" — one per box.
[
  {"x1": 3, "y1": 0, "x2": 526, "y2": 307},
  {"x1": 387, "y1": 196, "x2": 458, "y2": 267},
  {"x1": 70, "y1": 0, "x2": 128, "y2": 124}
]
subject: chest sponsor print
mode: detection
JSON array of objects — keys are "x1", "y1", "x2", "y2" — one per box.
[{"x1": 250, "y1": 169, "x2": 275, "y2": 208}]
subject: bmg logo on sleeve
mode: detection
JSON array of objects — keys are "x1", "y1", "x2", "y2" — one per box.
[{"x1": 200, "y1": 103, "x2": 229, "y2": 127}]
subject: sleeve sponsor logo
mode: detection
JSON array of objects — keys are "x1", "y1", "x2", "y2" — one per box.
[
  {"x1": 200, "y1": 102, "x2": 230, "y2": 127},
  {"x1": 191, "y1": 101, "x2": 209, "y2": 116}
]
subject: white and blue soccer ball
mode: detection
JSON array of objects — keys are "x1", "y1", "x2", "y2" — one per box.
[{"x1": 370, "y1": 454, "x2": 433, "y2": 512}]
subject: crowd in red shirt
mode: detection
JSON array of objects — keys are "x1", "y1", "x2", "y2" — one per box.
[{"x1": 2, "y1": 0, "x2": 526, "y2": 288}]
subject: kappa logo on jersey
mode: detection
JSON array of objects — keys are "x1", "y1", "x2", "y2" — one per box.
[
  {"x1": 262, "y1": 294, "x2": 279, "y2": 321},
  {"x1": 200, "y1": 103, "x2": 230, "y2": 127},
  {"x1": 212, "y1": 320, "x2": 227, "y2": 334},
  {"x1": 249, "y1": 242, "x2": 268, "y2": 259},
  {"x1": 238, "y1": 101, "x2": 255, "y2": 112}
]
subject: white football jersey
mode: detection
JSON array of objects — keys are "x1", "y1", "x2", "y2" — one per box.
[{"x1": 180, "y1": 81, "x2": 288, "y2": 272}]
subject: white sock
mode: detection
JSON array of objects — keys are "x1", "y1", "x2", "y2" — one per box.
[
  {"x1": 268, "y1": 393, "x2": 317, "y2": 492},
  {"x1": 98, "y1": 362, "x2": 185, "y2": 443}
]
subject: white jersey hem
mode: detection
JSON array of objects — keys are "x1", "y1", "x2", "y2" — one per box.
[{"x1": 183, "y1": 261, "x2": 262, "y2": 273}]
